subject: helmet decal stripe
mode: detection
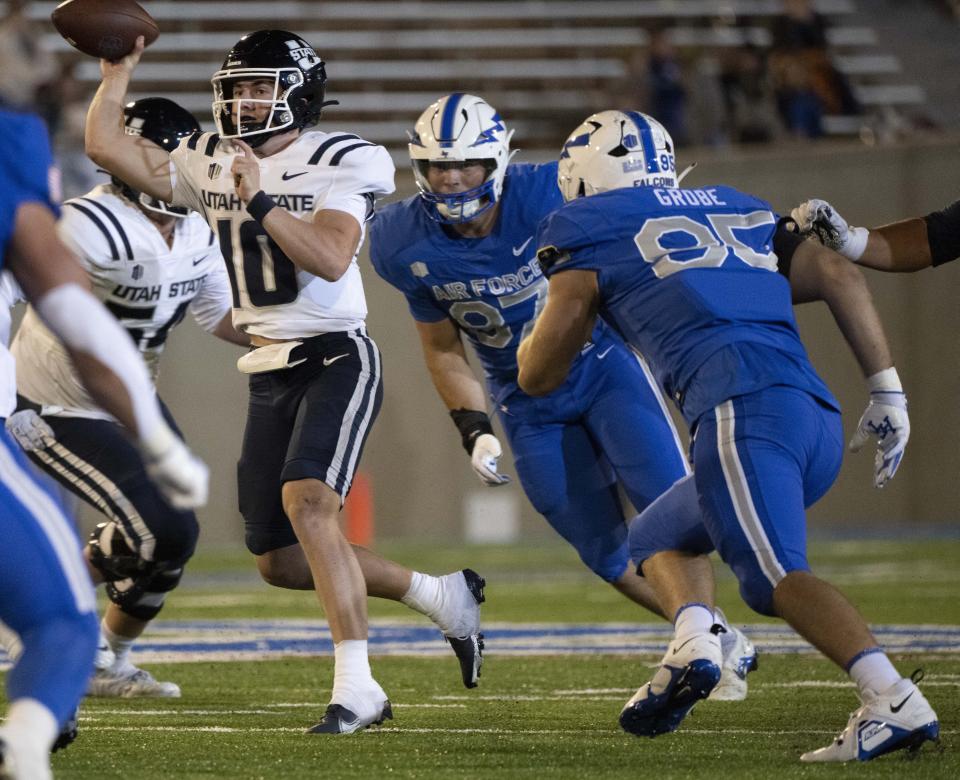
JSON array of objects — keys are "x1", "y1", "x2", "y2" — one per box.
[
  {"x1": 626, "y1": 111, "x2": 660, "y2": 174},
  {"x1": 439, "y1": 92, "x2": 465, "y2": 147}
]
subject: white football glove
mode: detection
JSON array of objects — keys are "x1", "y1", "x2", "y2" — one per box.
[
  {"x1": 790, "y1": 198, "x2": 869, "y2": 261},
  {"x1": 5, "y1": 409, "x2": 55, "y2": 451},
  {"x1": 140, "y1": 424, "x2": 210, "y2": 509},
  {"x1": 848, "y1": 390, "x2": 909, "y2": 489},
  {"x1": 471, "y1": 432, "x2": 511, "y2": 487}
]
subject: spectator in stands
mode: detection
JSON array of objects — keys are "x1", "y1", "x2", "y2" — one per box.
[
  {"x1": 769, "y1": 0, "x2": 860, "y2": 120},
  {"x1": 643, "y1": 28, "x2": 689, "y2": 146},
  {"x1": 771, "y1": 53, "x2": 824, "y2": 138},
  {"x1": 720, "y1": 44, "x2": 783, "y2": 144},
  {"x1": 0, "y1": 0, "x2": 57, "y2": 112}
]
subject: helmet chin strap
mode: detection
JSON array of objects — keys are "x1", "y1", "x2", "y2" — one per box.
[{"x1": 676, "y1": 161, "x2": 698, "y2": 185}]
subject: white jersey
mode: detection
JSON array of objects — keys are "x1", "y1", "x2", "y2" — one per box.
[
  {"x1": 0, "y1": 270, "x2": 24, "y2": 417},
  {"x1": 169, "y1": 129, "x2": 395, "y2": 340},
  {"x1": 12, "y1": 184, "x2": 231, "y2": 420}
]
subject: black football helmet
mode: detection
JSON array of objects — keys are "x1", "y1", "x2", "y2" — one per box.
[
  {"x1": 116, "y1": 97, "x2": 201, "y2": 217},
  {"x1": 211, "y1": 30, "x2": 334, "y2": 147}
]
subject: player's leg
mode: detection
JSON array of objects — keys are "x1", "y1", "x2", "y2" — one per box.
[
  {"x1": 18, "y1": 406, "x2": 197, "y2": 698},
  {"x1": 503, "y1": 404, "x2": 663, "y2": 616},
  {"x1": 583, "y1": 344, "x2": 757, "y2": 699},
  {"x1": 0, "y1": 431, "x2": 98, "y2": 779},
  {"x1": 240, "y1": 341, "x2": 484, "y2": 690},
  {"x1": 695, "y1": 388, "x2": 938, "y2": 761}
]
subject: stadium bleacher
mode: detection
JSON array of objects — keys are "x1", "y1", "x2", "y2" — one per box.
[{"x1": 19, "y1": 0, "x2": 928, "y2": 156}]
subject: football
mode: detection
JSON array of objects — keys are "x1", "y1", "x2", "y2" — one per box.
[{"x1": 51, "y1": 0, "x2": 159, "y2": 60}]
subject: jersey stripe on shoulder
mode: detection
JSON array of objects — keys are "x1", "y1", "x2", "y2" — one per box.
[
  {"x1": 203, "y1": 134, "x2": 221, "y2": 157},
  {"x1": 307, "y1": 134, "x2": 360, "y2": 165},
  {"x1": 186, "y1": 131, "x2": 203, "y2": 151},
  {"x1": 64, "y1": 200, "x2": 120, "y2": 261},
  {"x1": 329, "y1": 141, "x2": 375, "y2": 167},
  {"x1": 78, "y1": 198, "x2": 134, "y2": 261}
]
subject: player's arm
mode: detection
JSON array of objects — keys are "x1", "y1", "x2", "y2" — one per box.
[
  {"x1": 9, "y1": 203, "x2": 207, "y2": 507},
  {"x1": 778, "y1": 228, "x2": 908, "y2": 488},
  {"x1": 211, "y1": 313, "x2": 250, "y2": 346},
  {"x1": 231, "y1": 140, "x2": 360, "y2": 281},
  {"x1": 415, "y1": 318, "x2": 509, "y2": 486},
  {"x1": 517, "y1": 269, "x2": 599, "y2": 396},
  {"x1": 789, "y1": 197, "x2": 950, "y2": 272},
  {"x1": 85, "y1": 36, "x2": 174, "y2": 202}
]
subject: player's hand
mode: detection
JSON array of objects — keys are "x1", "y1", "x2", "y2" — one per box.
[
  {"x1": 231, "y1": 140, "x2": 261, "y2": 202},
  {"x1": 789, "y1": 198, "x2": 869, "y2": 261},
  {"x1": 100, "y1": 35, "x2": 145, "y2": 79},
  {"x1": 140, "y1": 424, "x2": 210, "y2": 509},
  {"x1": 848, "y1": 391, "x2": 909, "y2": 488},
  {"x1": 470, "y1": 433, "x2": 511, "y2": 486},
  {"x1": 5, "y1": 409, "x2": 55, "y2": 451}
]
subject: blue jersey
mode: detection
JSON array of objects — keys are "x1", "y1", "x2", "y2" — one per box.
[
  {"x1": 537, "y1": 184, "x2": 838, "y2": 425},
  {"x1": 371, "y1": 162, "x2": 615, "y2": 402},
  {"x1": 0, "y1": 109, "x2": 59, "y2": 271}
]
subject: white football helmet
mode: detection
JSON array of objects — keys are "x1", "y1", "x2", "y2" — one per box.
[
  {"x1": 409, "y1": 93, "x2": 515, "y2": 223},
  {"x1": 558, "y1": 110, "x2": 677, "y2": 202}
]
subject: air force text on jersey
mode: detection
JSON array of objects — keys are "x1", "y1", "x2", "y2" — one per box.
[{"x1": 429, "y1": 257, "x2": 543, "y2": 302}]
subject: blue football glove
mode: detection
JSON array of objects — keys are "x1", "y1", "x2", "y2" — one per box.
[{"x1": 848, "y1": 391, "x2": 909, "y2": 488}]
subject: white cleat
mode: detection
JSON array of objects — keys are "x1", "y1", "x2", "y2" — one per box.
[
  {"x1": 800, "y1": 673, "x2": 940, "y2": 763},
  {"x1": 710, "y1": 621, "x2": 758, "y2": 701},
  {"x1": 0, "y1": 729, "x2": 52, "y2": 780},
  {"x1": 87, "y1": 665, "x2": 181, "y2": 698},
  {"x1": 431, "y1": 569, "x2": 485, "y2": 688}
]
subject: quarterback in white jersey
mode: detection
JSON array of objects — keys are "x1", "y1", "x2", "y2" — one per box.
[
  {"x1": 9, "y1": 98, "x2": 246, "y2": 703},
  {"x1": 86, "y1": 31, "x2": 487, "y2": 733}
]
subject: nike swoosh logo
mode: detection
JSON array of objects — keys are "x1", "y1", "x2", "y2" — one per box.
[
  {"x1": 512, "y1": 237, "x2": 533, "y2": 256},
  {"x1": 890, "y1": 691, "x2": 914, "y2": 713},
  {"x1": 192, "y1": 256, "x2": 208, "y2": 266},
  {"x1": 671, "y1": 636, "x2": 697, "y2": 655},
  {"x1": 323, "y1": 353, "x2": 349, "y2": 367},
  {"x1": 281, "y1": 171, "x2": 308, "y2": 181},
  {"x1": 597, "y1": 345, "x2": 614, "y2": 359}
]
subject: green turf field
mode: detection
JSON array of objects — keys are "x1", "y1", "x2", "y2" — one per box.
[{"x1": 5, "y1": 538, "x2": 960, "y2": 778}]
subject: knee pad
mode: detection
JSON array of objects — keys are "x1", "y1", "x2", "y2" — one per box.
[
  {"x1": 105, "y1": 565, "x2": 185, "y2": 622},
  {"x1": 87, "y1": 521, "x2": 145, "y2": 582}
]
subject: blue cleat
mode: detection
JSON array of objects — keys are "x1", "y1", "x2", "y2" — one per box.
[{"x1": 620, "y1": 631, "x2": 722, "y2": 737}]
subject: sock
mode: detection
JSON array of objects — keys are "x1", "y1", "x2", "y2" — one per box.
[
  {"x1": 673, "y1": 602, "x2": 715, "y2": 638},
  {"x1": 2, "y1": 698, "x2": 59, "y2": 753},
  {"x1": 101, "y1": 621, "x2": 137, "y2": 670},
  {"x1": 331, "y1": 640, "x2": 382, "y2": 719},
  {"x1": 847, "y1": 647, "x2": 901, "y2": 697},
  {"x1": 400, "y1": 571, "x2": 443, "y2": 618}
]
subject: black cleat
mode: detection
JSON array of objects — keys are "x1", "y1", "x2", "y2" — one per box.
[
  {"x1": 50, "y1": 706, "x2": 79, "y2": 753},
  {"x1": 306, "y1": 701, "x2": 393, "y2": 735}
]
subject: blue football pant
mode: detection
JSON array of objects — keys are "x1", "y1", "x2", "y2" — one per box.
[
  {"x1": 500, "y1": 339, "x2": 689, "y2": 581},
  {"x1": 691, "y1": 387, "x2": 843, "y2": 615},
  {"x1": 0, "y1": 428, "x2": 98, "y2": 728}
]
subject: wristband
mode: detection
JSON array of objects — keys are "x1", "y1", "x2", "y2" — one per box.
[
  {"x1": 846, "y1": 226, "x2": 869, "y2": 262},
  {"x1": 246, "y1": 190, "x2": 277, "y2": 224},
  {"x1": 867, "y1": 367, "x2": 902, "y2": 393},
  {"x1": 449, "y1": 408, "x2": 494, "y2": 455}
]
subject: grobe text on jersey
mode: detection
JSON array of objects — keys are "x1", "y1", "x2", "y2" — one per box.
[
  {"x1": 653, "y1": 188, "x2": 728, "y2": 208},
  {"x1": 111, "y1": 274, "x2": 207, "y2": 303},
  {"x1": 201, "y1": 190, "x2": 315, "y2": 212},
  {"x1": 431, "y1": 258, "x2": 543, "y2": 302}
]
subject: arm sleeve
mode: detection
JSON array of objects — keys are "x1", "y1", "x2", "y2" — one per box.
[
  {"x1": 169, "y1": 140, "x2": 205, "y2": 214},
  {"x1": 923, "y1": 199, "x2": 960, "y2": 267},
  {"x1": 189, "y1": 258, "x2": 233, "y2": 333},
  {"x1": 772, "y1": 217, "x2": 807, "y2": 279}
]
